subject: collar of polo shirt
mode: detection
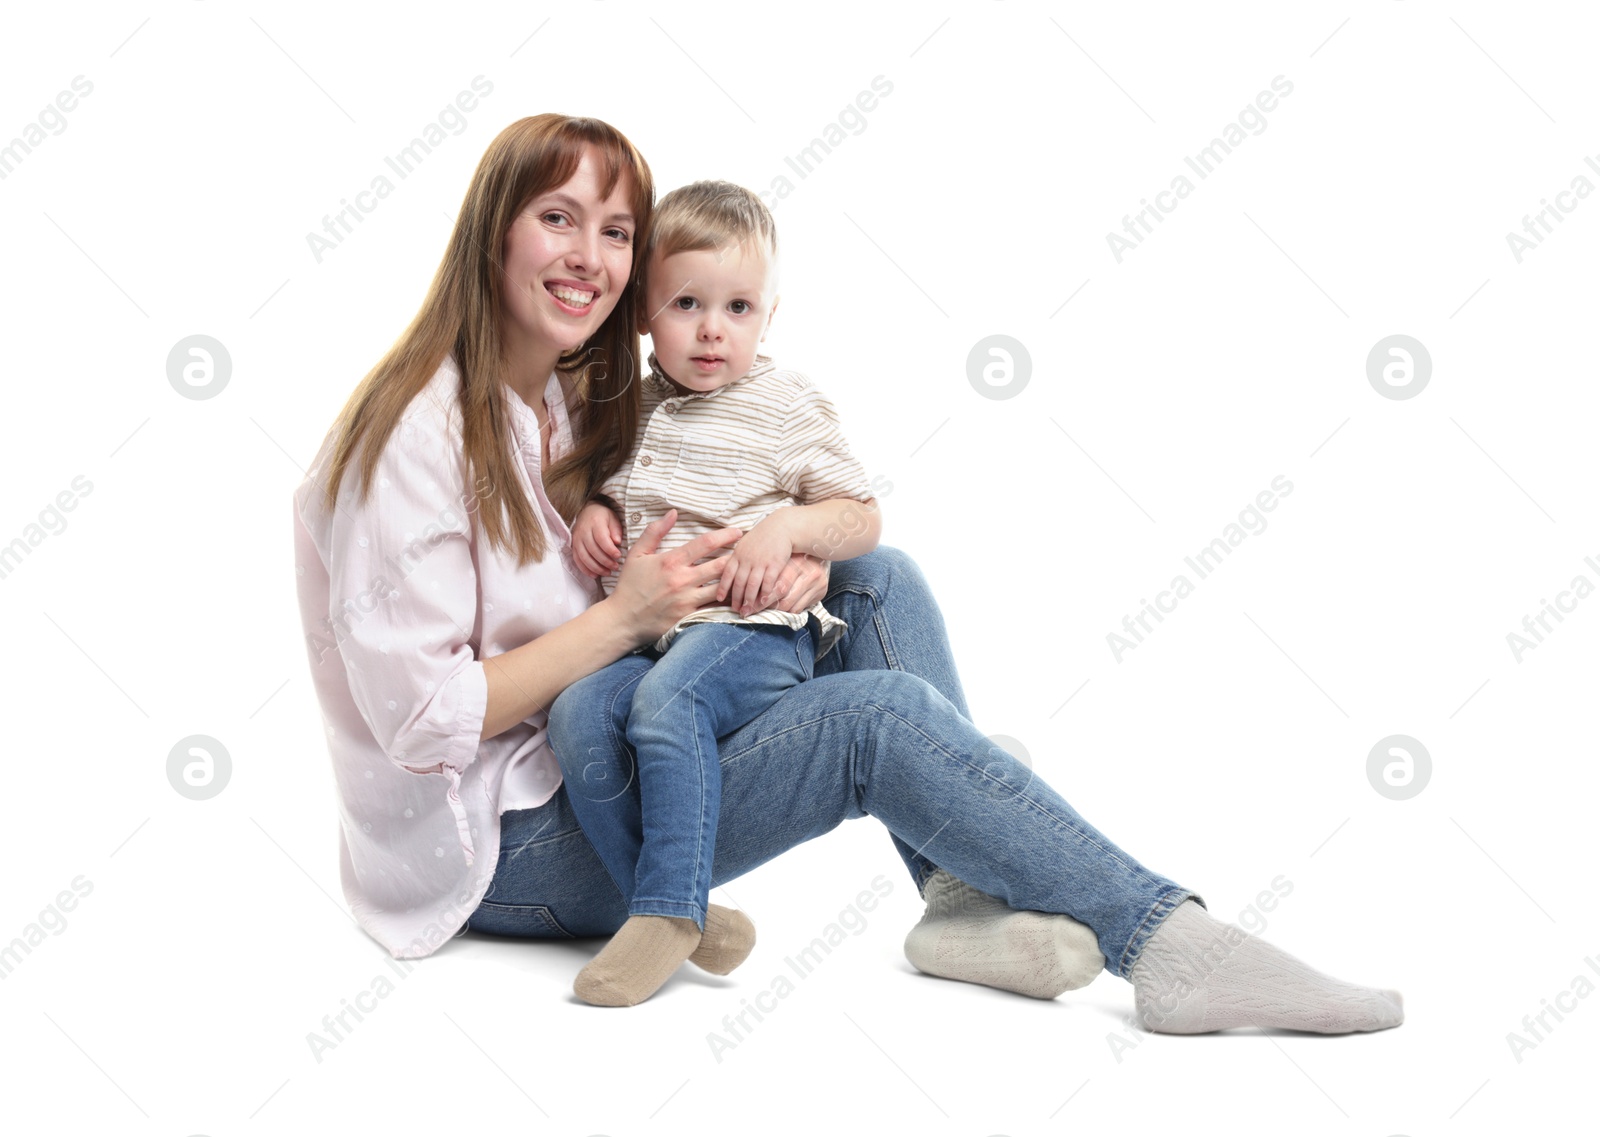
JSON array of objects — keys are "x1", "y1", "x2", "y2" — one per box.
[{"x1": 644, "y1": 351, "x2": 777, "y2": 399}]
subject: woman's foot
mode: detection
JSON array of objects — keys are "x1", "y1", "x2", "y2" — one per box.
[
  {"x1": 904, "y1": 870, "x2": 1104, "y2": 999},
  {"x1": 689, "y1": 904, "x2": 757, "y2": 975},
  {"x1": 1129, "y1": 899, "x2": 1404, "y2": 1034},
  {"x1": 573, "y1": 915, "x2": 702, "y2": 1007}
]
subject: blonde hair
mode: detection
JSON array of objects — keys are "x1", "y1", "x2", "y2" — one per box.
[
  {"x1": 640, "y1": 180, "x2": 777, "y2": 293},
  {"x1": 319, "y1": 114, "x2": 654, "y2": 564}
]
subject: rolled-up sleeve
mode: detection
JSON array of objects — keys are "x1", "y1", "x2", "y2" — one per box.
[
  {"x1": 324, "y1": 408, "x2": 487, "y2": 781},
  {"x1": 777, "y1": 383, "x2": 872, "y2": 504}
]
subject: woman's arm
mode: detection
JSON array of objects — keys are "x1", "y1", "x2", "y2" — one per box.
[
  {"x1": 479, "y1": 508, "x2": 743, "y2": 739},
  {"x1": 479, "y1": 594, "x2": 641, "y2": 741}
]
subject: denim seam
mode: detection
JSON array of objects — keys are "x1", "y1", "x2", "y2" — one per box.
[
  {"x1": 629, "y1": 896, "x2": 706, "y2": 927},
  {"x1": 688, "y1": 664, "x2": 711, "y2": 917},
  {"x1": 497, "y1": 825, "x2": 587, "y2": 854},
  {"x1": 471, "y1": 901, "x2": 576, "y2": 938},
  {"x1": 826, "y1": 582, "x2": 895, "y2": 670}
]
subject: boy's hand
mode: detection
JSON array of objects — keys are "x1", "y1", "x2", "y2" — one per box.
[
  {"x1": 572, "y1": 501, "x2": 625, "y2": 579},
  {"x1": 716, "y1": 514, "x2": 796, "y2": 616}
]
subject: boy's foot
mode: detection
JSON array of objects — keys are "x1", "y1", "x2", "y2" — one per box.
[
  {"x1": 1129, "y1": 899, "x2": 1404, "y2": 1034},
  {"x1": 689, "y1": 904, "x2": 757, "y2": 975},
  {"x1": 573, "y1": 914, "x2": 701, "y2": 1007},
  {"x1": 904, "y1": 869, "x2": 1104, "y2": 999}
]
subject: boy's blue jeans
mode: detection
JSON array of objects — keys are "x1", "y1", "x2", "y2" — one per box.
[{"x1": 568, "y1": 618, "x2": 816, "y2": 928}]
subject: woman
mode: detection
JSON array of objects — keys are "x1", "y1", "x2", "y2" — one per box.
[{"x1": 294, "y1": 113, "x2": 1403, "y2": 1031}]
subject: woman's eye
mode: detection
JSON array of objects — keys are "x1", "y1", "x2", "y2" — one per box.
[
  {"x1": 541, "y1": 211, "x2": 567, "y2": 226},
  {"x1": 605, "y1": 227, "x2": 631, "y2": 242}
]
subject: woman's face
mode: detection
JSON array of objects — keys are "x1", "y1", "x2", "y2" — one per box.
[{"x1": 500, "y1": 146, "x2": 638, "y2": 373}]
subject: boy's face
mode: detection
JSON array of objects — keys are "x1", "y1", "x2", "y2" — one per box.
[{"x1": 639, "y1": 240, "x2": 779, "y2": 395}]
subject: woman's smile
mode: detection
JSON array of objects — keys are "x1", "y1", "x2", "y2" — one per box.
[{"x1": 545, "y1": 279, "x2": 600, "y2": 314}]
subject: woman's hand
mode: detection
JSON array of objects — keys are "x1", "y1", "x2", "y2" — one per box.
[
  {"x1": 764, "y1": 553, "x2": 830, "y2": 615},
  {"x1": 572, "y1": 501, "x2": 624, "y2": 578},
  {"x1": 605, "y1": 509, "x2": 743, "y2": 644}
]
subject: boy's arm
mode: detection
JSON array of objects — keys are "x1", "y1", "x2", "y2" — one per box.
[
  {"x1": 717, "y1": 378, "x2": 880, "y2": 614},
  {"x1": 769, "y1": 379, "x2": 882, "y2": 561}
]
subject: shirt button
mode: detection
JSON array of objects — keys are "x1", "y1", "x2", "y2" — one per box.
[
  {"x1": 629, "y1": 512, "x2": 642, "y2": 524},
  {"x1": 664, "y1": 404, "x2": 678, "y2": 415},
  {"x1": 640, "y1": 455, "x2": 653, "y2": 467}
]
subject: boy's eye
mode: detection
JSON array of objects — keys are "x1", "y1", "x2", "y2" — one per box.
[
  {"x1": 728, "y1": 300, "x2": 751, "y2": 315},
  {"x1": 673, "y1": 296, "x2": 697, "y2": 310}
]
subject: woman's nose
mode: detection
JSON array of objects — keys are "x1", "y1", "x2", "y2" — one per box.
[{"x1": 568, "y1": 225, "x2": 602, "y2": 270}]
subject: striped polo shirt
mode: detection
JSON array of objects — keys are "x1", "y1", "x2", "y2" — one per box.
[{"x1": 598, "y1": 352, "x2": 874, "y2": 658}]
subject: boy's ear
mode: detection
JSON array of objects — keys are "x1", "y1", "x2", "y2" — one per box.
[
  {"x1": 636, "y1": 291, "x2": 652, "y2": 337},
  {"x1": 761, "y1": 294, "x2": 780, "y2": 341}
]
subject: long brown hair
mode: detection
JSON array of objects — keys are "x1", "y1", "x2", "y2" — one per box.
[{"x1": 320, "y1": 114, "x2": 653, "y2": 564}]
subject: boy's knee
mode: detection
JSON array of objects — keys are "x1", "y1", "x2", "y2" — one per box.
[
  {"x1": 626, "y1": 679, "x2": 704, "y2": 745},
  {"x1": 627, "y1": 667, "x2": 678, "y2": 721}
]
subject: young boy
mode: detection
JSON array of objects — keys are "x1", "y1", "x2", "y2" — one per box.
[{"x1": 564, "y1": 181, "x2": 883, "y2": 1006}]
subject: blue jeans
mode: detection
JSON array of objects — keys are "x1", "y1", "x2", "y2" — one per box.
[
  {"x1": 569, "y1": 619, "x2": 815, "y2": 928},
  {"x1": 469, "y1": 547, "x2": 1195, "y2": 979}
]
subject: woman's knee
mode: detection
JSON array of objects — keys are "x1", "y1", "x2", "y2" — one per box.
[
  {"x1": 853, "y1": 666, "x2": 950, "y2": 716},
  {"x1": 830, "y1": 543, "x2": 913, "y2": 593},
  {"x1": 869, "y1": 543, "x2": 919, "y2": 582},
  {"x1": 795, "y1": 668, "x2": 949, "y2": 727}
]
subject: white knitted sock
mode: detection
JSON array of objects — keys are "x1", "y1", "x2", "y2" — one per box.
[
  {"x1": 1130, "y1": 899, "x2": 1404, "y2": 1034},
  {"x1": 904, "y1": 870, "x2": 1104, "y2": 999}
]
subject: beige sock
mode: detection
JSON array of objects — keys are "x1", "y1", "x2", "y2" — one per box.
[
  {"x1": 689, "y1": 905, "x2": 757, "y2": 975},
  {"x1": 573, "y1": 915, "x2": 702, "y2": 1007}
]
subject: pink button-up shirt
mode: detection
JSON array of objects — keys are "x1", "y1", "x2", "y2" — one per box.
[{"x1": 294, "y1": 354, "x2": 601, "y2": 959}]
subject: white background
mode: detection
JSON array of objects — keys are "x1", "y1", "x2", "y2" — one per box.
[{"x1": 1, "y1": 2, "x2": 1595, "y2": 1134}]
